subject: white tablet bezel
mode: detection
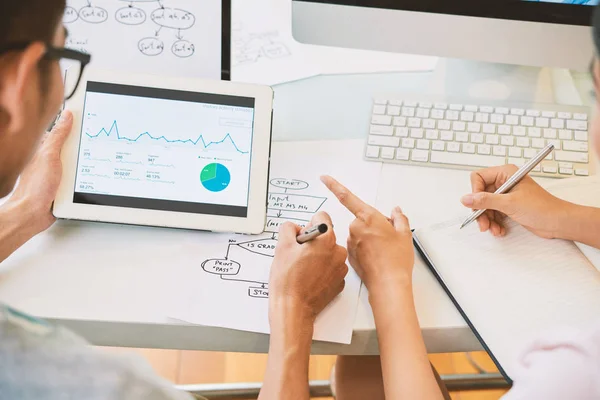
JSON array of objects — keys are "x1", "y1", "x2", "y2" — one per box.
[{"x1": 54, "y1": 69, "x2": 273, "y2": 234}]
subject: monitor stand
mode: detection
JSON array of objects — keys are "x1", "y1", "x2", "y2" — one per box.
[{"x1": 427, "y1": 58, "x2": 583, "y2": 106}]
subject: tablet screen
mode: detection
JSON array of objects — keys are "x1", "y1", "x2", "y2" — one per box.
[{"x1": 73, "y1": 81, "x2": 255, "y2": 218}]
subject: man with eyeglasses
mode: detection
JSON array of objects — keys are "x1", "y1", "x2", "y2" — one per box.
[{"x1": 0, "y1": 2, "x2": 349, "y2": 399}]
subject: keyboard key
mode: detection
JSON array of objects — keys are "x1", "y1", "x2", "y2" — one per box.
[
  {"x1": 478, "y1": 144, "x2": 491, "y2": 155},
  {"x1": 491, "y1": 114, "x2": 504, "y2": 124},
  {"x1": 411, "y1": 149, "x2": 429, "y2": 162},
  {"x1": 486, "y1": 135, "x2": 500, "y2": 145},
  {"x1": 532, "y1": 138, "x2": 545, "y2": 149},
  {"x1": 447, "y1": 142, "x2": 461, "y2": 152},
  {"x1": 558, "y1": 112, "x2": 572, "y2": 119},
  {"x1": 374, "y1": 99, "x2": 387, "y2": 105},
  {"x1": 440, "y1": 131, "x2": 454, "y2": 141},
  {"x1": 431, "y1": 109, "x2": 445, "y2": 119},
  {"x1": 555, "y1": 151, "x2": 588, "y2": 163},
  {"x1": 426, "y1": 130, "x2": 439, "y2": 140},
  {"x1": 369, "y1": 135, "x2": 400, "y2": 147},
  {"x1": 471, "y1": 133, "x2": 484, "y2": 144},
  {"x1": 566, "y1": 119, "x2": 587, "y2": 131},
  {"x1": 574, "y1": 131, "x2": 588, "y2": 141},
  {"x1": 535, "y1": 117, "x2": 549, "y2": 128},
  {"x1": 372, "y1": 115, "x2": 392, "y2": 125},
  {"x1": 396, "y1": 148, "x2": 410, "y2": 160},
  {"x1": 524, "y1": 148, "x2": 537, "y2": 159},
  {"x1": 521, "y1": 116, "x2": 534, "y2": 127},
  {"x1": 381, "y1": 147, "x2": 395, "y2": 159},
  {"x1": 559, "y1": 129, "x2": 572, "y2": 140},
  {"x1": 543, "y1": 165, "x2": 558, "y2": 174},
  {"x1": 370, "y1": 125, "x2": 394, "y2": 136},
  {"x1": 475, "y1": 113, "x2": 489, "y2": 123},
  {"x1": 498, "y1": 125, "x2": 511, "y2": 135},
  {"x1": 434, "y1": 103, "x2": 448, "y2": 110},
  {"x1": 404, "y1": 101, "x2": 418, "y2": 107},
  {"x1": 508, "y1": 157, "x2": 526, "y2": 167},
  {"x1": 447, "y1": 110, "x2": 460, "y2": 120},
  {"x1": 460, "y1": 111, "x2": 474, "y2": 122},
  {"x1": 467, "y1": 122, "x2": 481, "y2": 132},
  {"x1": 373, "y1": 105, "x2": 386, "y2": 114},
  {"x1": 501, "y1": 136, "x2": 515, "y2": 146},
  {"x1": 516, "y1": 137, "x2": 530, "y2": 147},
  {"x1": 456, "y1": 132, "x2": 469, "y2": 142},
  {"x1": 526, "y1": 109, "x2": 541, "y2": 117},
  {"x1": 389, "y1": 99, "x2": 403, "y2": 106},
  {"x1": 366, "y1": 145, "x2": 380, "y2": 158},
  {"x1": 449, "y1": 104, "x2": 463, "y2": 111},
  {"x1": 508, "y1": 147, "x2": 522, "y2": 157},
  {"x1": 410, "y1": 128, "x2": 424, "y2": 138},
  {"x1": 574, "y1": 113, "x2": 588, "y2": 120},
  {"x1": 550, "y1": 119, "x2": 565, "y2": 129},
  {"x1": 575, "y1": 169, "x2": 589, "y2": 176},
  {"x1": 387, "y1": 106, "x2": 401, "y2": 116},
  {"x1": 533, "y1": 165, "x2": 542, "y2": 172},
  {"x1": 493, "y1": 145, "x2": 507, "y2": 156},
  {"x1": 560, "y1": 167, "x2": 574, "y2": 175},
  {"x1": 547, "y1": 139, "x2": 561, "y2": 150},
  {"x1": 462, "y1": 143, "x2": 476, "y2": 154},
  {"x1": 393, "y1": 116, "x2": 407, "y2": 126},
  {"x1": 465, "y1": 105, "x2": 478, "y2": 112},
  {"x1": 402, "y1": 107, "x2": 416, "y2": 117},
  {"x1": 483, "y1": 124, "x2": 496, "y2": 134},
  {"x1": 480, "y1": 106, "x2": 494, "y2": 113},
  {"x1": 432, "y1": 141, "x2": 445, "y2": 151},
  {"x1": 419, "y1": 102, "x2": 433, "y2": 108},
  {"x1": 437, "y1": 120, "x2": 451, "y2": 130},
  {"x1": 543, "y1": 128, "x2": 557, "y2": 139},
  {"x1": 453, "y1": 121, "x2": 466, "y2": 131},
  {"x1": 511, "y1": 108, "x2": 525, "y2": 116},
  {"x1": 559, "y1": 162, "x2": 574, "y2": 169},
  {"x1": 395, "y1": 127, "x2": 409, "y2": 137},
  {"x1": 416, "y1": 108, "x2": 430, "y2": 118},
  {"x1": 542, "y1": 110, "x2": 556, "y2": 118},
  {"x1": 431, "y1": 151, "x2": 505, "y2": 167},
  {"x1": 402, "y1": 138, "x2": 415, "y2": 149},
  {"x1": 423, "y1": 119, "x2": 436, "y2": 129},
  {"x1": 417, "y1": 139, "x2": 431, "y2": 150},
  {"x1": 496, "y1": 107, "x2": 509, "y2": 114},
  {"x1": 408, "y1": 118, "x2": 421, "y2": 128},
  {"x1": 527, "y1": 127, "x2": 542, "y2": 138},
  {"x1": 513, "y1": 126, "x2": 527, "y2": 137},
  {"x1": 563, "y1": 141, "x2": 589, "y2": 152},
  {"x1": 505, "y1": 115, "x2": 519, "y2": 125}
]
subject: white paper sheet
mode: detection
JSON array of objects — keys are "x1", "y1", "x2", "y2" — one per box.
[
  {"x1": 232, "y1": 0, "x2": 438, "y2": 85},
  {"x1": 64, "y1": 0, "x2": 222, "y2": 78},
  {"x1": 172, "y1": 140, "x2": 382, "y2": 343}
]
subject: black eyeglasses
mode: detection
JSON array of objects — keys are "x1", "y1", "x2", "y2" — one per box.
[{"x1": 0, "y1": 42, "x2": 91, "y2": 100}]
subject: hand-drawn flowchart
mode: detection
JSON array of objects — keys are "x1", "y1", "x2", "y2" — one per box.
[
  {"x1": 64, "y1": 0, "x2": 196, "y2": 58},
  {"x1": 200, "y1": 178, "x2": 327, "y2": 299},
  {"x1": 232, "y1": 22, "x2": 292, "y2": 66}
]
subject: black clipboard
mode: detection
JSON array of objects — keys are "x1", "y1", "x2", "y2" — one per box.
[{"x1": 412, "y1": 232, "x2": 513, "y2": 385}]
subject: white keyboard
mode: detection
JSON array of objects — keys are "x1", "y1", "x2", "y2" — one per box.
[{"x1": 365, "y1": 97, "x2": 594, "y2": 178}]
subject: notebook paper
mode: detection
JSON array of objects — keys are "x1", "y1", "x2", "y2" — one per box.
[{"x1": 414, "y1": 219, "x2": 600, "y2": 379}]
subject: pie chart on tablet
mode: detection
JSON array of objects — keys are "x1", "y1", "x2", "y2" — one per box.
[{"x1": 201, "y1": 163, "x2": 231, "y2": 192}]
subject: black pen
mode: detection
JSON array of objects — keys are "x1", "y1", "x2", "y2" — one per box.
[{"x1": 296, "y1": 223, "x2": 328, "y2": 244}]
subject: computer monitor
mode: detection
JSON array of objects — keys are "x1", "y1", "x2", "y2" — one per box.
[{"x1": 291, "y1": 0, "x2": 596, "y2": 70}]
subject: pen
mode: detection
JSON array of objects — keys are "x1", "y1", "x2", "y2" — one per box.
[
  {"x1": 297, "y1": 223, "x2": 328, "y2": 244},
  {"x1": 460, "y1": 143, "x2": 555, "y2": 230}
]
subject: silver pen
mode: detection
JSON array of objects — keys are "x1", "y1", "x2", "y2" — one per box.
[
  {"x1": 296, "y1": 223, "x2": 329, "y2": 244},
  {"x1": 460, "y1": 143, "x2": 555, "y2": 230}
]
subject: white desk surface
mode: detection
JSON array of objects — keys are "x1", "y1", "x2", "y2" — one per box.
[{"x1": 0, "y1": 62, "x2": 587, "y2": 355}]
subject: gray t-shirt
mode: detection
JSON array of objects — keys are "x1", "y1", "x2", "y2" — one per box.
[{"x1": 0, "y1": 304, "x2": 198, "y2": 400}]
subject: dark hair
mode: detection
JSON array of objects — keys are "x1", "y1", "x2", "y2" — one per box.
[
  {"x1": 594, "y1": 5, "x2": 600, "y2": 56},
  {"x1": 0, "y1": 1, "x2": 66, "y2": 47}
]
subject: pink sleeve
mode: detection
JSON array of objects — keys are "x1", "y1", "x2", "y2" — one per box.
[{"x1": 502, "y1": 325, "x2": 600, "y2": 400}]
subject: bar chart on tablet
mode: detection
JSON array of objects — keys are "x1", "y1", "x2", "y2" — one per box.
[{"x1": 74, "y1": 89, "x2": 255, "y2": 209}]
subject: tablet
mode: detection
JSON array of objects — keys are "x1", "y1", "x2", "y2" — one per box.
[{"x1": 54, "y1": 70, "x2": 273, "y2": 234}]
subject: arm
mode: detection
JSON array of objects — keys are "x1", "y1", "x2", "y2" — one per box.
[
  {"x1": 322, "y1": 176, "x2": 443, "y2": 400},
  {"x1": 259, "y1": 213, "x2": 348, "y2": 400},
  {"x1": 0, "y1": 200, "x2": 39, "y2": 263},
  {"x1": 558, "y1": 203, "x2": 600, "y2": 249}
]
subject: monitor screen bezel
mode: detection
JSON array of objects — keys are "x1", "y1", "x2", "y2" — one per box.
[
  {"x1": 222, "y1": 0, "x2": 232, "y2": 80},
  {"x1": 294, "y1": 0, "x2": 593, "y2": 27}
]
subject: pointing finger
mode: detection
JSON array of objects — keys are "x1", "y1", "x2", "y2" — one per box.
[{"x1": 321, "y1": 175, "x2": 373, "y2": 218}]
